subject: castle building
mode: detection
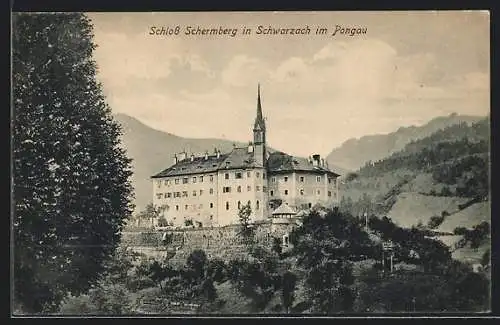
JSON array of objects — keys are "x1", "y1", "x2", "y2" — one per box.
[{"x1": 151, "y1": 85, "x2": 340, "y2": 227}]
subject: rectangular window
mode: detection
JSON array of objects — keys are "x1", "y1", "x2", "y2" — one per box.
[
  {"x1": 235, "y1": 172, "x2": 242, "y2": 179},
  {"x1": 328, "y1": 191, "x2": 332, "y2": 197},
  {"x1": 316, "y1": 176, "x2": 321, "y2": 183},
  {"x1": 247, "y1": 171, "x2": 251, "y2": 178},
  {"x1": 166, "y1": 193, "x2": 172, "y2": 198},
  {"x1": 164, "y1": 180, "x2": 169, "y2": 186},
  {"x1": 328, "y1": 178, "x2": 332, "y2": 184},
  {"x1": 256, "y1": 172, "x2": 260, "y2": 178},
  {"x1": 183, "y1": 177, "x2": 188, "y2": 184},
  {"x1": 270, "y1": 190, "x2": 274, "y2": 196},
  {"x1": 182, "y1": 191, "x2": 188, "y2": 197},
  {"x1": 175, "y1": 179, "x2": 179, "y2": 184},
  {"x1": 209, "y1": 188, "x2": 214, "y2": 194},
  {"x1": 192, "y1": 190, "x2": 197, "y2": 197},
  {"x1": 185, "y1": 205, "x2": 188, "y2": 210},
  {"x1": 200, "y1": 189, "x2": 203, "y2": 196},
  {"x1": 247, "y1": 185, "x2": 251, "y2": 192},
  {"x1": 224, "y1": 173, "x2": 229, "y2": 180},
  {"x1": 156, "y1": 193, "x2": 163, "y2": 199},
  {"x1": 156, "y1": 181, "x2": 161, "y2": 188},
  {"x1": 237, "y1": 186, "x2": 242, "y2": 193},
  {"x1": 263, "y1": 172, "x2": 266, "y2": 179},
  {"x1": 284, "y1": 176, "x2": 288, "y2": 182},
  {"x1": 210, "y1": 203, "x2": 214, "y2": 208},
  {"x1": 333, "y1": 179, "x2": 337, "y2": 186},
  {"x1": 271, "y1": 177, "x2": 276, "y2": 183},
  {"x1": 284, "y1": 190, "x2": 288, "y2": 195},
  {"x1": 256, "y1": 186, "x2": 260, "y2": 192},
  {"x1": 176, "y1": 205, "x2": 179, "y2": 211},
  {"x1": 300, "y1": 189, "x2": 304, "y2": 195},
  {"x1": 300, "y1": 176, "x2": 304, "y2": 182},
  {"x1": 316, "y1": 189, "x2": 321, "y2": 195},
  {"x1": 263, "y1": 186, "x2": 267, "y2": 193},
  {"x1": 193, "y1": 176, "x2": 197, "y2": 183},
  {"x1": 200, "y1": 176, "x2": 204, "y2": 182},
  {"x1": 223, "y1": 186, "x2": 231, "y2": 193},
  {"x1": 210, "y1": 175, "x2": 214, "y2": 182}
]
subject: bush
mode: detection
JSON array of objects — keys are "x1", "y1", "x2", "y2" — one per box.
[{"x1": 428, "y1": 215, "x2": 445, "y2": 229}]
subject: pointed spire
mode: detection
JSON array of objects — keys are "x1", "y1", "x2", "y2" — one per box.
[{"x1": 254, "y1": 83, "x2": 266, "y2": 131}]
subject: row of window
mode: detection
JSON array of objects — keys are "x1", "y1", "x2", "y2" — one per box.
[
  {"x1": 156, "y1": 186, "x2": 338, "y2": 200},
  {"x1": 161, "y1": 200, "x2": 261, "y2": 212},
  {"x1": 156, "y1": 171, "x2": 267, "y2": 188},
  {"x1": 227, "y1": 171, "x2": 265, "y2": 180},
  {"x1": 222, "y1": 185, "x2": 267, "y2": 193},
  {"x1": 270, "y1": 175, "x2": 337, "y2": 185},
  {"x1": 269, "y1": 189, "x2": 336, "y2": 197},
  {"x1": 156, "y1": 185, "x2": 268, "y2": 199},
  {"x1": 156, "y1": 189, "x2": 212, "y2": 199}
]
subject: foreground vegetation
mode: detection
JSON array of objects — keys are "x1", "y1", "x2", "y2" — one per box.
[{"x1": 55, "y1": 208, "x2": 490, "y2": 315}]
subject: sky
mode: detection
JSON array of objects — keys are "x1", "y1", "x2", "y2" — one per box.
[{"x1": 88, "y1": 11, "x2": 490, "y2": 157}]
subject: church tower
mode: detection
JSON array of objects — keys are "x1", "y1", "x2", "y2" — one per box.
[{"x1": 253, "y1": 84, "x2": 266, "y2": 166}]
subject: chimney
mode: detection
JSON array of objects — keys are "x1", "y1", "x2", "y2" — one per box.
[
  {"x1": 248, "y1": 142, "x2": 254, "y2": 153},
  {"x1": 204, "y1": 151, "x2": 209, "y2": 160},
  {"x1": 190, "y1": 154, "x2": 195, "y2": 162},
  {"x1": 216, "y1": 150, "x2": 221, "y2": 159},
  {"x1": 178, "y1": 152, "x2": 187, "y2": 161},
  {"x1": 312, "y1": 154, "x2": 320, "y2": 167},
  {"x1": 173, "y1": 154, "x2": 178, "y2": 165}
]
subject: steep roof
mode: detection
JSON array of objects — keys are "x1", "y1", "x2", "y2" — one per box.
[
  {"x1": 272, "y1": 203, "x2": 297, "y2": 216},
  {"x1": 254, "y1": 84, "x2": 266, "y2": 131},
  {"x1": 151, "y1": 153, "x2": 228, "y2": 178},
  {"x1": 152, "y1": 148, "x2": 341, "y2": 179},
  {"x1": 220, "y1": 147, "x2": 261, "y2": 170},
  {"x1": 266, "y1": 151, "x2": 340, "y2": 176},
  {"x1": 151, "y1": 147, "x2": 261, "y2": 178}
]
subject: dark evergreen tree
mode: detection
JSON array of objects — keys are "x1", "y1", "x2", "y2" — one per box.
[{"x1": 12, "y1": 13, "x2": 134, "y2": 313}]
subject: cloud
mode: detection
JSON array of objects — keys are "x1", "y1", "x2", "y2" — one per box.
[
  {"x1": 89, "y1": 12, "x2": 489, "y2": 157},
  {"x1": 221, "y1": 55, "x2": 270, "y2": 87}
]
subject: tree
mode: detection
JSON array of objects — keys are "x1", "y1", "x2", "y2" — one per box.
[
  {"x1": 186, "y1": 249, "x2": 209, "y2": 280},
  {"x1": 136, "y1": 203, "x2": 167, "y2": 228},
  {"x1": 238, "y1": 202, "x2": 254, "y2": 243},
  {"x1": 281, "y1": 271, "x2": 297, "y2": 313},
  {"x1": 12, "y1": 13, "x2": 134, "y2": 313},
  {"x1": 184, "y1": 218, "x2": 194, "y2": 227},
  {"x1": 290, "y1": 208, "x2": 371, "y2": 313},
  {"x1": 271, "y1": 237, "x2": 283, "y2": 257}
]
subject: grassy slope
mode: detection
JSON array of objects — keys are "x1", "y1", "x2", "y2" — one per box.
[
  {"x1": 437, "y1": 201, "x2": 491, "y2": 233},
  {"x1": 387, "y1": 193, "x2": 470, "y2": 228}
]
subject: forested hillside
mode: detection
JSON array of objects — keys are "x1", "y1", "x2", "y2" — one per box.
[
  {"x1": 339, "y1": 118, "x2": 490, "y2": 265},
  {"x1": 342, "y1": 118, "x2": 489, "y2": 203},
  {"x1": 326, "y1": 113, "x2": 483, "y2": 172},
  {"x1": 355, "y1": 118, "x2": 489, "y2": 200}
]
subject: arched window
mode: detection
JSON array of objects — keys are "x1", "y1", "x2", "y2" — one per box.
[
  {"x1": 256, "y1": 200, "x2": 260, "y2": 210},
  {"x1": 237, "y1": 185, "x2": 242, "y2": 193}
]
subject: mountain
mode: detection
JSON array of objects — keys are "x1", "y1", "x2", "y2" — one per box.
[
  {"x1": 114, "y1": 113, "x2": 247, "y2": 213},
  {"x1": 326, "y1": 113, "x2": 485, "y2": 172}
]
